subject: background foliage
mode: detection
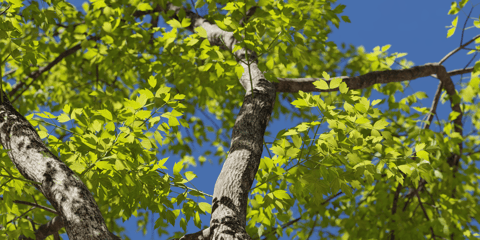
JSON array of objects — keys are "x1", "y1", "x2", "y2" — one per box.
[{"x1": 0, "y1": 0, "x2": 479, "y2": 239}]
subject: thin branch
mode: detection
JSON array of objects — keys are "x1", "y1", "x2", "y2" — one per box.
[
  {"x1": 9, "y1": 42, "x2": 81, "y2": 99},
  {"x1": 258, "y1": 191, "x2": 342, "y2": 240},
  {"x1": 460, "y1": 7, "x2": 474, "y2": 47},
  {"x1": 306, "y1": 214, "x2": 319, "y2": 240},
  {"x1": 0, "y1": 5, "x2": 10, "y2": 15},
  {"x1": 9, "y1": 36, "x2": 98, "y2": 101},
  {"x1": 447, "y1": 66, "x2": 473, "y2": 76},
  {"x1": 390, "y1": 182, "x2": 403, "y2": 240},
  {"x1": 1, "y1": 68, "x2": 16, "y2": 78},
  {"x1": 239, "y1": 6, "x2": 258, "y2": 27},
  {"x1": 0, "y1": 196, "x2": 58, "y2": 214},
  {"x1": 414, "y1": 188, "x2": 436, "y2": 240},
  {"x1": 439, "y1": 34, "x2": 480, "y2": 64}
]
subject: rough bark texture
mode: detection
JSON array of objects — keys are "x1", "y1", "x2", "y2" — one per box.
[
  {"x1": 157, "y1": 4, "x2": 277, "y2": 239},
  {"x1": 210, "y1": 79, "x2": 275, "y2": 240},
  {"x1": 0, "y1": 93, "x2": 118, "y2": 240}
]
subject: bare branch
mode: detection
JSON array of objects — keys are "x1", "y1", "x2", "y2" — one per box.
[
  {"x1": 447, "y1": 67, "x2": 474, "y2": 76},
  {"x1": 173, "y1": 227, "x2": 211, "y2": 240},
  {"x1": 0, "y1": 196, "x2": 58, "y2": 214},
  {"x1": 439, "y1": 34, "x2": 480, "y2": 64},
  {"x1": 460, "y1": 7, "x2": 474, "y2": 47}
]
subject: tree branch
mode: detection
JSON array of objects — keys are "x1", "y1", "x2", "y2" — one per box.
[
  {"x1": 258, "y1": 191, "x2": 342, "y2": 240},
  {"x1": 0, "y1": 5, "x2": 10, "y2": 15},
  {"x1": 0, "y1": 91, "x2": 118, "y2": 239},
  {"x1": 18, "y1": 216, "x2": 63, "y2": 240},
  {"x1": 447, "y1": 67, "x2": 473, "y2": 76},
  {"x1": 9, "y1": 36, "x2": 98, "y2": 101},
  {"x1": 439, "y1": 34, "x2": 480, "y2": 64},
  {"x1": 414, "y1": 187, "x2": 436, "y2": 240},
  {"x1": 390, "y1": 182, "x2": 403, "y2": 240},
  {"x1": 0, "y1": 196, "x2": 58, "y2": 214},
  {"x1": 174, "y1": 227, "x2": 211, "y2": 240},
  {"x1": 239, "y1": 6, "x2": 258, "y2": 26}
]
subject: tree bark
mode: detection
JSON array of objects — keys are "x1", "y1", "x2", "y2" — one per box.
[
  {"x1": 0, "y1": 93, "x2": 119, "y2": 239},
  {"x1": 210, "y1": 78, "x2": 275, "y2": 239}
]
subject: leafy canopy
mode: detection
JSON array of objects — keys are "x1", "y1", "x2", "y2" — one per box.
[{"x1": 0, "y1": 0, "x2": 479, "y2": 239}]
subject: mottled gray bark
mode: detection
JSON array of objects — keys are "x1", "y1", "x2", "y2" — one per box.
[
  {"x1": 209, "y1": 78, "x2": 275, "y2": 240},
  {"x1": 162, "y1": 3, "x2": 277, "y2": 239},
  {"x1": 0, "y1": 94, "x2": 119, "y2": 239}
]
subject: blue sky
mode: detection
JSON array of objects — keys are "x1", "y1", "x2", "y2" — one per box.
[{"x1": 23, "y1": 0, "x2": 479, "y2": 239}]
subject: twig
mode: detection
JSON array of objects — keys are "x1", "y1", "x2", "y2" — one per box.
[
  {"x1": 460, "y1": 7, "x2": 474, "y2": 46},
  {"x1": 258, "y1": 191, "x2": 342, "y2": 240},
  {"x1": 305, "y1": 214, "x2": 318, "y2": 240},
  {"x1": 439, "y1": 34, "x2": 480, "y2": 64},
  {"x1": 0, "y1": 196, "x2": 58, "y2": 214},
  {"x1": 0, "y1": 5, "x2": 10, "y2": 15}
]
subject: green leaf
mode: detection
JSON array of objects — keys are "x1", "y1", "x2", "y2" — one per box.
[
  {"x1": 137, "y1": 3, "x2": 153, "y2": 11},
  {"x1": 447, "y1": 16, "x2": 458, "y2": 38},
  {"x1": 96, "y1": 161, "x2": 114, "y2": 171},
  {"x1": 266, "y1": 57, "x2": 274, "y2": 69},
  {"x1": 182, "y1": 18, "x2": 191, "y2": 28},
  {"x1": 381, "y1": 44, "x2": 391, "y2": 52},
  {"x1": 291, "y1": 134, "x2": 302, "y2": 148},
  {"x1": 373, "y1": 118, "x2": 389, "y2": 130},
  {"x1": 313, "y1": 80, "x2": 329, "y2": 90},
  {"x1": 180, "y1": 218, "x2": 187, "y2": 231},
  {"x1": 235, "y1": 65, "x2": 244, "y2": 79},
  {"x1": 339, "y1": 82, "x2": 348, "y2": 94},
  {"x1": 198, "y1": 202, "x2": 211, "y2": 214},
  {"x1": 167, "y1": 19, "x2": 182, "y2": 28},
  {"x1": 322, "y1": 71, "x2": 330, "y2": 80},
  {"x1": 417, "y1": 150, "x2": 429, "y2": 161},
  {"x1": 98, "y1": 109, "x2": 113, "y2": 121},
  {"x1": 173, "y1": 161, "x2": 183, "y2": 176},
  {"x1": 148, "y1": 76, "x2": 157, "y2": 88},
  {"x1": 195, "y1": 26, "x2": 207, "y2": 38},
  {"x1": 353, "y1": 160, "x2": 374, "y2": 169},
  {"x1": 272, "y1": 190, "x2": 290, "y2": 200},
  {"x1": 102, "y1": 22, "x2": 112, "y2": 33},
  {"x1": 184, "y1": 171, "x2": 196, "y2": 182},
  {"x1": 355, "y1": 117, "x2": 370, "y2": 124},
  {"x1": 341, "y1": 15, "x2": 351, "y2": 23},
  {"x1": 58, "y1": 113, "x2": 70, "y2": 123},
  {"x1": 341, "y1": 182, "x2": 353, "y2": 197},
  {"x1": 330, "y1": 77, "x2": 342, "y2": 89},
  {"x1": 75, "y1": 24, "x2": 88, "y2": 33},
  {"x1": 398, "y1": 164, "x2": 413, "y2": 176}
]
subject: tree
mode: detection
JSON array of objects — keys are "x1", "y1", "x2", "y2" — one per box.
[{"x1": 0, "y1": 0, "x2": 479, "y2": 239}]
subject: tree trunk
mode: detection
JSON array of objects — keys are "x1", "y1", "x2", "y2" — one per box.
[
  {"x1": 210, "y1": 78, "x2": 276, "y2": 239},
  {"x1": 0, "y1": 93, "x2": 118, "y2": 240}
]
